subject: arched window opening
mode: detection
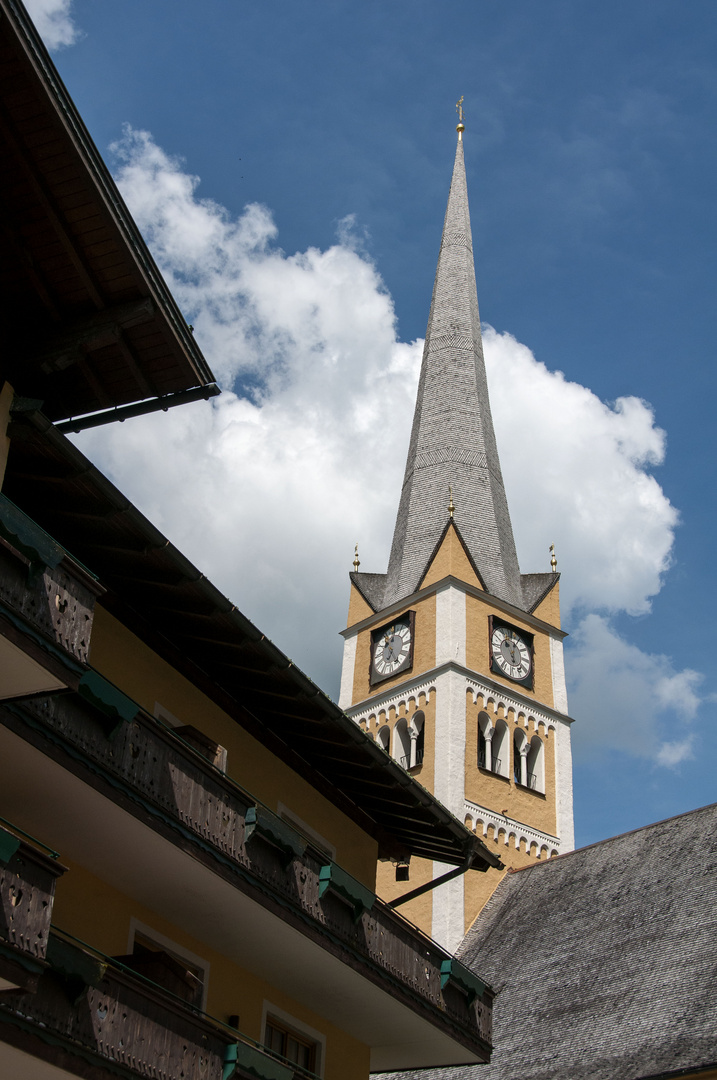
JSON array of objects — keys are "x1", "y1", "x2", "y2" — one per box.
[
  {"x1": 527, "y1": 734, "x2": 544, "y2": 793},
  {"x1": 477, "y1": 711, "x2": 493, "y2": 771},
  {"x1": 393, "y1": 719, "x2": 411, "y2": 769},
  {"x1": 376, "y1": 726, "x2": 390, "y2": 753},
  {"x1": 513, "y1": 729, "x2": 528, "y2": 786},
  {"x1": 492, "y1": 719, "x2": 508, "y2": 777},
  {"x1": 410, "y1": 709, "x2": 425, "y2": 767}
]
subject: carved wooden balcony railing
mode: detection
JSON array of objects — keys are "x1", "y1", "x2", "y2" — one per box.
[
  {"x1": 2, "y1": 686, "x2": 493, "y2": 1059},
  {"x1": 0, "y1": 821, "x2": 66, "y2": 992},
  {"x1": 0, "y1": 494, "x2": 103, "y2": 685},
  {"x1": 0, "y1": 930, "x2": 302, "y2": 1080}
]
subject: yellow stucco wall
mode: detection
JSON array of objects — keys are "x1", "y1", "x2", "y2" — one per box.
[
  {"x1": 531, "y1": 577, "x2": 561, "y2": 629},
  {"x1": 466, "y1": 592, "x2": 555, "y2": 709},
  {"x1": 351, "y1": 592, "x2": 436, "y2": 705},
  {"x1": 52, "y1": 860, "x2": 370, "y2": 1080},
  {"x1": 420, "y1": 524, "x2": 483, "y2": 591},
  {"x1": 375, "y1": 854, "x2": 433, "y2": 932},
  {"x1": 89, "y1": 607, "x2": 378, "y2": 889},
  {"x1": 347, "y1": 582, "x2": 374, "y2": 627}
]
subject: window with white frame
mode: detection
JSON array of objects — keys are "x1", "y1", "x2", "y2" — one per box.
[{"x1": 262, "y1": 1001, "x2": 325, "y2": 1077}]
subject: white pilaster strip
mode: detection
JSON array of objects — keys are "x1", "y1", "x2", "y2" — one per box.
[
  {"x1": 431, "y1": 668, "x2": 467, "y2": 948},
  {"x1": 549, "y1": 634, "x2": 569, "y2": 714},
  {"x1": 431, "y1": 864, "x2": 465, "y2": 953},
  {"x1": 338, "y1": 632, "x2": 357, "y2": 710},
  {"x1": 554, "y1": 716, "x2": 575, "y2": 851},
  {"x1": 435, "y1": 585, "x2": 467, "y2": 667}
]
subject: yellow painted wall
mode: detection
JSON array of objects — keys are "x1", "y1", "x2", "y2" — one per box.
[
  {"x1": 0, "y1": 381, "x2": 14, "y2": 490},
  {"x1": 52, "y1": 859, "x2": 370, "y2": 1080},
  {"x1": 89, "y1": 607, "x2": 378, "y2": 889},
  {"x1": 420, "y1": 524, "x2": 484, "y2": 591},
  {"x1": 376, "y1": 855, "x2": 433, "y2": 933},
  {"x1": 465, "y1": 592, "x2": 555, "y2": 708},
  {"x1": 531, "y1": 578, "x2": 561, "y2": 629},
  {"x1": 346, "y1": 583, "x2": 374, "y2": 627},
  {"x1": 351, "y1": 593, "x2": 436, "y2": 705}
]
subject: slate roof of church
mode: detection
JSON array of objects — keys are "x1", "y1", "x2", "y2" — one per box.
[
  {"x1": 378, "y1": 802, "x2": 717, "y2": 1080},
  {"x1": 383, "y1": 134, "x2": 523, "y2": 611}
]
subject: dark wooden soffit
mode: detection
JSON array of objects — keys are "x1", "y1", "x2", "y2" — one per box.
[
  {"x1": 0, "y1": 0, "x2": 217, "y2": 422},
  {"x1": 5, "y1": 408, "x2": 501, "y2": 872}
]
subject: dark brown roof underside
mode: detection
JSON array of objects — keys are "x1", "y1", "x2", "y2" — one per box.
[
  {"x1": 4, "y1": 406, "x2": 502, "y2": 872},
  {"x1": 0, "y1": 0, "x2": 216, "y2": 421}
]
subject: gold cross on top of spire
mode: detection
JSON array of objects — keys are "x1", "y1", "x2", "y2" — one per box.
[{"x1": 456, "y1": 96, "x2": 465, "y2": 138}]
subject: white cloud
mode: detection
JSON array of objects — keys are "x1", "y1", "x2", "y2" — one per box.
[
  {"x1": 568, "y1": 614, "x2": 701, "y2": 766},
  {"x1": 72, "y1": 127, "x2": 703, "y2": 765},
  {"x1": 25, "y1": 0, "x2": 80, "y2": 50},
  {"x1": 484, "y1": 327, "x2": 677, "y2": 617}
]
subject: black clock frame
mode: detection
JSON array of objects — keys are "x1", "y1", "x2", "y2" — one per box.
[
  {"x1": 369, "y1": 610, "x2": 416, "y2": 687},
  {"x1": 489, "y1": 615, "x2": 534, "y2": 690}
]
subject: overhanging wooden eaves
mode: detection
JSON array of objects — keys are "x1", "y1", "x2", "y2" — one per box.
[{"x1": 0, "y1": 0, "x2": 218, "y2": 424}]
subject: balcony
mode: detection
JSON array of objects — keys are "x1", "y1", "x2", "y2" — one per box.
[
  {"x1": 0, "y1": 494, "x2": 103, "y2": 698},
  {"x1": 0, "y1": 820, "x2": 65, "y2": 992},
  {"x1": 0, "y1": 685, "x2": 493, "y2": 1070},
  {"x1": 0, "y1": 930, "x2": 304, "y2": 1080}
]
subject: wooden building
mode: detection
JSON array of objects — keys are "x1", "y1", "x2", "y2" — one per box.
[{"x1": 0, "y1": 2, "x2": 502, "y2": 1077}]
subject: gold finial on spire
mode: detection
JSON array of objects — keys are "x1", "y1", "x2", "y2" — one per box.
[
  {"x1": 353, "y1": 543, "x2": 360, "y2": 572},
  {"x1": 550, "y1": 544, "x2": 557, "y2": 573},
  {"x1": 456, "y1": 96, "x2": 465, "y2": 139},
  {"x1": 448, "y1": 485, "x2": 455, "y2": 519}
]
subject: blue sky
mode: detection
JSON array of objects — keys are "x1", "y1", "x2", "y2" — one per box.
[{"x1": 30, "y1": 0, "x2": 717, "y2": 847}]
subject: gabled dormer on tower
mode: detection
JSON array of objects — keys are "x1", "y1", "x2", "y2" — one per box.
[{"x1": 339, "y1": 116, "x2": 575, "y2": 952}]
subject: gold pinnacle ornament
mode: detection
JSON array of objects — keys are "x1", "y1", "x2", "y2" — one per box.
[
  {"x1": 456, "y1": 95, "x2": 465, "y2": 138},
  {"x1": 448, "y1": 485, "x2": 455, "y2": 519},
  {"x1": 353, "y1": 543, "x2": 360, "y2": 572},
  {"x1": 550, "y1": 544, "x2": 557, "y2": 573}
]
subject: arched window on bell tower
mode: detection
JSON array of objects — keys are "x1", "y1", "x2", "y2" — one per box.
[
  {"x1": 527, "y1": 734, "x2": 544, "y2": 793},
  {"x1": 514, "y1": 728, "x2": 528, "y2": 787},
  {"x1": 477, "y1": 711, "x2": 493, "y2": 771},
  {"x1": 492, "y1": 719, "x2": 508, "y2": 778},
  {"x1": 410, "y1": 709, "x2": 425, "y2": 768},
  {"x1": 393, "y1": 719, "x2": 411, "y2": 769}
]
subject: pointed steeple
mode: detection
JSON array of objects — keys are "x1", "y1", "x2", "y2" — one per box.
[{"x1": 383, "y1": 130, "x2": 523, "y2": 609}]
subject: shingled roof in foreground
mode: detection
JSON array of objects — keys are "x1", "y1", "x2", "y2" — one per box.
[{"x1": 379, "y1": 802, "x2": 717, "y2": 1080}]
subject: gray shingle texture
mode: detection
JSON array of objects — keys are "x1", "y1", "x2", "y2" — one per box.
[
  {"x1": 378, "y1": 803, "x2": 717, "y2": 1080},
  {"x1": 383, "y1": 137, "x2": 523, "y2": 610}
]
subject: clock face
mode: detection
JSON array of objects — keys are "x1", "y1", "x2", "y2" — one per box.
[
  {"x1": 490, "y1": 622, "x2": 532, "y2": 684},
  {"x1": 370, "y1": 614, "x2": 414, "y2": 685}
]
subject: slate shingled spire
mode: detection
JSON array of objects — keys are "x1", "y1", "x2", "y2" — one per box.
[{"x1": 383, "y1": 133, "x2": 523, "y2": 609}]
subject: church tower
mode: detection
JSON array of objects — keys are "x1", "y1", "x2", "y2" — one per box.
[{"x1": 338, "y1": 114, "x2": 575, "y2": 951}]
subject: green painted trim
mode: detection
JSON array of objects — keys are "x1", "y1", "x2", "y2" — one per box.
[
  {"x1": 224, "y1": 1041, "x2": 294, "y2": 1080},
  {"x1": 318, "y1": 863, "x2": 375, "y2": 921},
  {"x1": 244, "y1": 806, "x2": 306, "y2": 866},
  {"x1": 78, "y1": 671, "x2": 139, "y2": 735},
  {"x1": 440, "y1": 958, "x2": 486, "y2": 1003},
  {"x1": 0, "y1": 826, "x2": 21, "y2": 866}
]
